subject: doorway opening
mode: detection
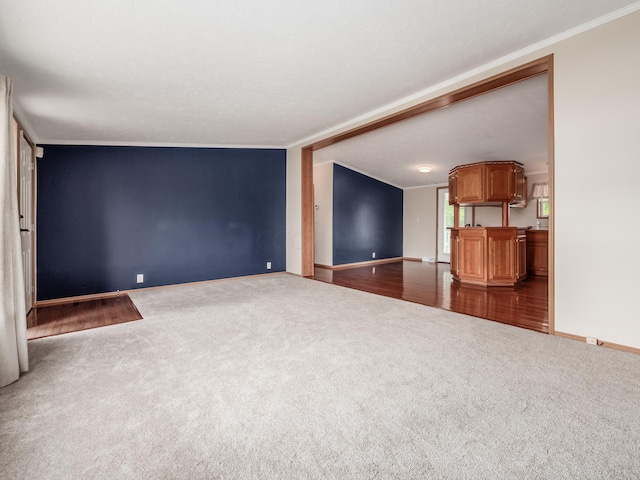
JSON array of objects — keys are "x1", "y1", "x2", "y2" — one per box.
[
  {"x1": 437, "y1": 188, "x2": 472, "y2": 263},
  {"x1": 301, "y1": 55, "x2": 554, "y2": 332}
]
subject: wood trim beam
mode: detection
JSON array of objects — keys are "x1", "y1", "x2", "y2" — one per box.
[
  {"x1": 546, "y1": 58, "x2": 556, "y2": 335},
  {"x1": 436, "y1": 186, "x2": 446, "y2": 261},
  {"x1": 301, "y1": 147, "x2": 314, "y2": 277}
]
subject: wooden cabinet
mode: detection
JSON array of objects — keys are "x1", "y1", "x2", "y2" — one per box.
[
  {"x1": 451, "y1": 227, "x2": 526, "y2": 286},
  {"x1": 526, "y1": 229, "x2": 548, "y2": 276},
  {"x1": 449, "y1": 161, "x2": 524, "y2": 205},
  {"x1": 448, "y1": 161, "x2": 528, "y2": 287}
]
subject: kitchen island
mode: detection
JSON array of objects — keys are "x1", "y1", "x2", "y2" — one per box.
[
  {"x1": 448, "y1": 160, "x2": 528, "y2": 287},
  {"x1": 450, "y1": 226, "x2": 527, "y2": 286}
]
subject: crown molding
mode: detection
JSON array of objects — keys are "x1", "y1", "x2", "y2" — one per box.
[{"x1": 38, "y1": 140, "x2": 285, "y2": 150}]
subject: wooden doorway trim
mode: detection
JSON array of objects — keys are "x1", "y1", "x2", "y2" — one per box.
[
  {"x1": 436, "y1": 186, "x2": 446, "y2": 263},
  {"x1": 300, "y1": 54, "x2": 554, "y2": 333},
  {"x1": 546, "y1": 58, "x2": 555, "y2": 335},
  {"x1": 301, "y1": 147, "x2": 314, "y2": 277}
]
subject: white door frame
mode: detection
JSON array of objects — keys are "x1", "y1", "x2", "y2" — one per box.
[
  {"x1": 436, "y1": 188, "x2": 451, "y2": 263},
  {"x1": 17, "y1": 124, "x2": 35, "y2": 312}
]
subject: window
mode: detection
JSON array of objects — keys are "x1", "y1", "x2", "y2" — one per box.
[
  {"x1": 532, "y1": 182, "x2": 549, "y2": 219},
  {"x1": 537, "y1": 197, "x2": 549, "y2": 219}
]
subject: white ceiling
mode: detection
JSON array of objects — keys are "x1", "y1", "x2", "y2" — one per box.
[{"x1": 0, "y1": 0, "x2": 637, "y2": 155}]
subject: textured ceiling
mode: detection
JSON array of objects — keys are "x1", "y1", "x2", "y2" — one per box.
[
  {"x1": 314, "y1": 74, "x2": 549, "y2": 188},
  {"x1": 0, "y1": 0, "x2": 637, "y2": 149}
]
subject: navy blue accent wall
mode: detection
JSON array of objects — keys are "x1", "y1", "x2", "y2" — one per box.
[
  {"x1": 37, "y1": 145, "x2": 286, "y2": 300},
  {"x1": 332, "y1": 164, "x2": 403, "y2": 265}
]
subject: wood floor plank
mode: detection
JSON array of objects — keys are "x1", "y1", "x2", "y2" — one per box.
[
  {"x1": 314, "y1": 261, "x2": 548, "y2": 333},
  {"x1": 27, "y1": 294, "x2": 143, "y2": 340}
]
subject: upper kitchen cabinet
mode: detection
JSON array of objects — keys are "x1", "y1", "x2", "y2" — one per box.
[{"x1": 449, "y1": 161, "x2": 525, "y2": 205}]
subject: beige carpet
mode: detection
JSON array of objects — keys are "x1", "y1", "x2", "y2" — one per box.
[{"x1": 1, "y1": 274, "x2": 639, "y2": 479}]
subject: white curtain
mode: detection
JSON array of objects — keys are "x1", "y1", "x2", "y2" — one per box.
[{"x1": 0, "y1": 75, "x2": 28, "y2": 388}]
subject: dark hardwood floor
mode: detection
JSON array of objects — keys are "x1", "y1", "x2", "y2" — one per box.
[
  {"x1": 27, "y1": 294, "x2": 143, "y2": 340},
  {"x1": 313, "y1": 260, "x2": 548, "y2": 333}
]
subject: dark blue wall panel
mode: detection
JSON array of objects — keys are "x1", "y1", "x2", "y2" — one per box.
[
  {"x1": 37, "y1": 145, "x2": 286, "y2": 300},
  {"x1": 333, "y1": 164, "x2": 403, "y2": 265}
]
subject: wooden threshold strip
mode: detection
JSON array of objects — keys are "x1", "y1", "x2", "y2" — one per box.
[
  {"x1": 36, "y1": 290, "x2": 124, "y2": 308},
  {"x1": 315, "y1": 257, "x2": 404, "y2": 270}
]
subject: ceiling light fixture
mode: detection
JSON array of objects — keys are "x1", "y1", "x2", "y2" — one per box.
[{"x1": 418, "y1": 166, "x2": 432, "y2": 173}]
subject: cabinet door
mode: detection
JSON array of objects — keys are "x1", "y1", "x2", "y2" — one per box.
[
  {"x1": 448, "y1": 172, "x2": 457, "y2": 205},
  {"x1": 488, "y1": 230, "x2": 515, "y2": 282},
  {"x1": 457, "y1": 165, "x2": 484, "y2": 203},
  {"x1": 459, "y1": 230, "x2": 486, "y2": 280},
  {"x1": 516, "y1": 235, "x2": 527, "y2": 280},
  {"x1": 450, "y1": 229, "x2": 459, "y2": 276},
  {"x1": 486, "y1": 163, "x2": 514, "y2": 202},
  {"x1": 513, "y1": 166, "x2": 526, "y2": 204},
  {"x1": 526, "y1": 231, "x2": 548, "y2": 276}
]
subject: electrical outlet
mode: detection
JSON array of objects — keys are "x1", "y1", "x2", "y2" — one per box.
[
  {"x1": 136, "y1": 274, "x2": 144, "y2": 283},
  {"x1": 372, "y1": 252, "x2": 376, "y2": 259},
  {"x1": 586, "y1": 337, "x2": 598, "y2": 346},
  {"x1": 266, "y1": 262, "x2": 272, "y2": 270}
]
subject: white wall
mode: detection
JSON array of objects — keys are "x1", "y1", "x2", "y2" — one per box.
[
  {"x1": 553, "y1": 11, "x2": 640, "y2": 346},
  {"x1": 403, "y1": 186, "x2": 438, "y2": 260},
  {"x1": 313, "y1": 162, "x2": 333, "y2": 266},
  {"x1": 472, "y1": 206, "x2": 502, "y2": 228},
  {"x1": 286, "y1": 8, "x2": 640, "y2": 348},
  {"x1": 285, "y1": 147, "x2": 302, "y2": 275}
]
